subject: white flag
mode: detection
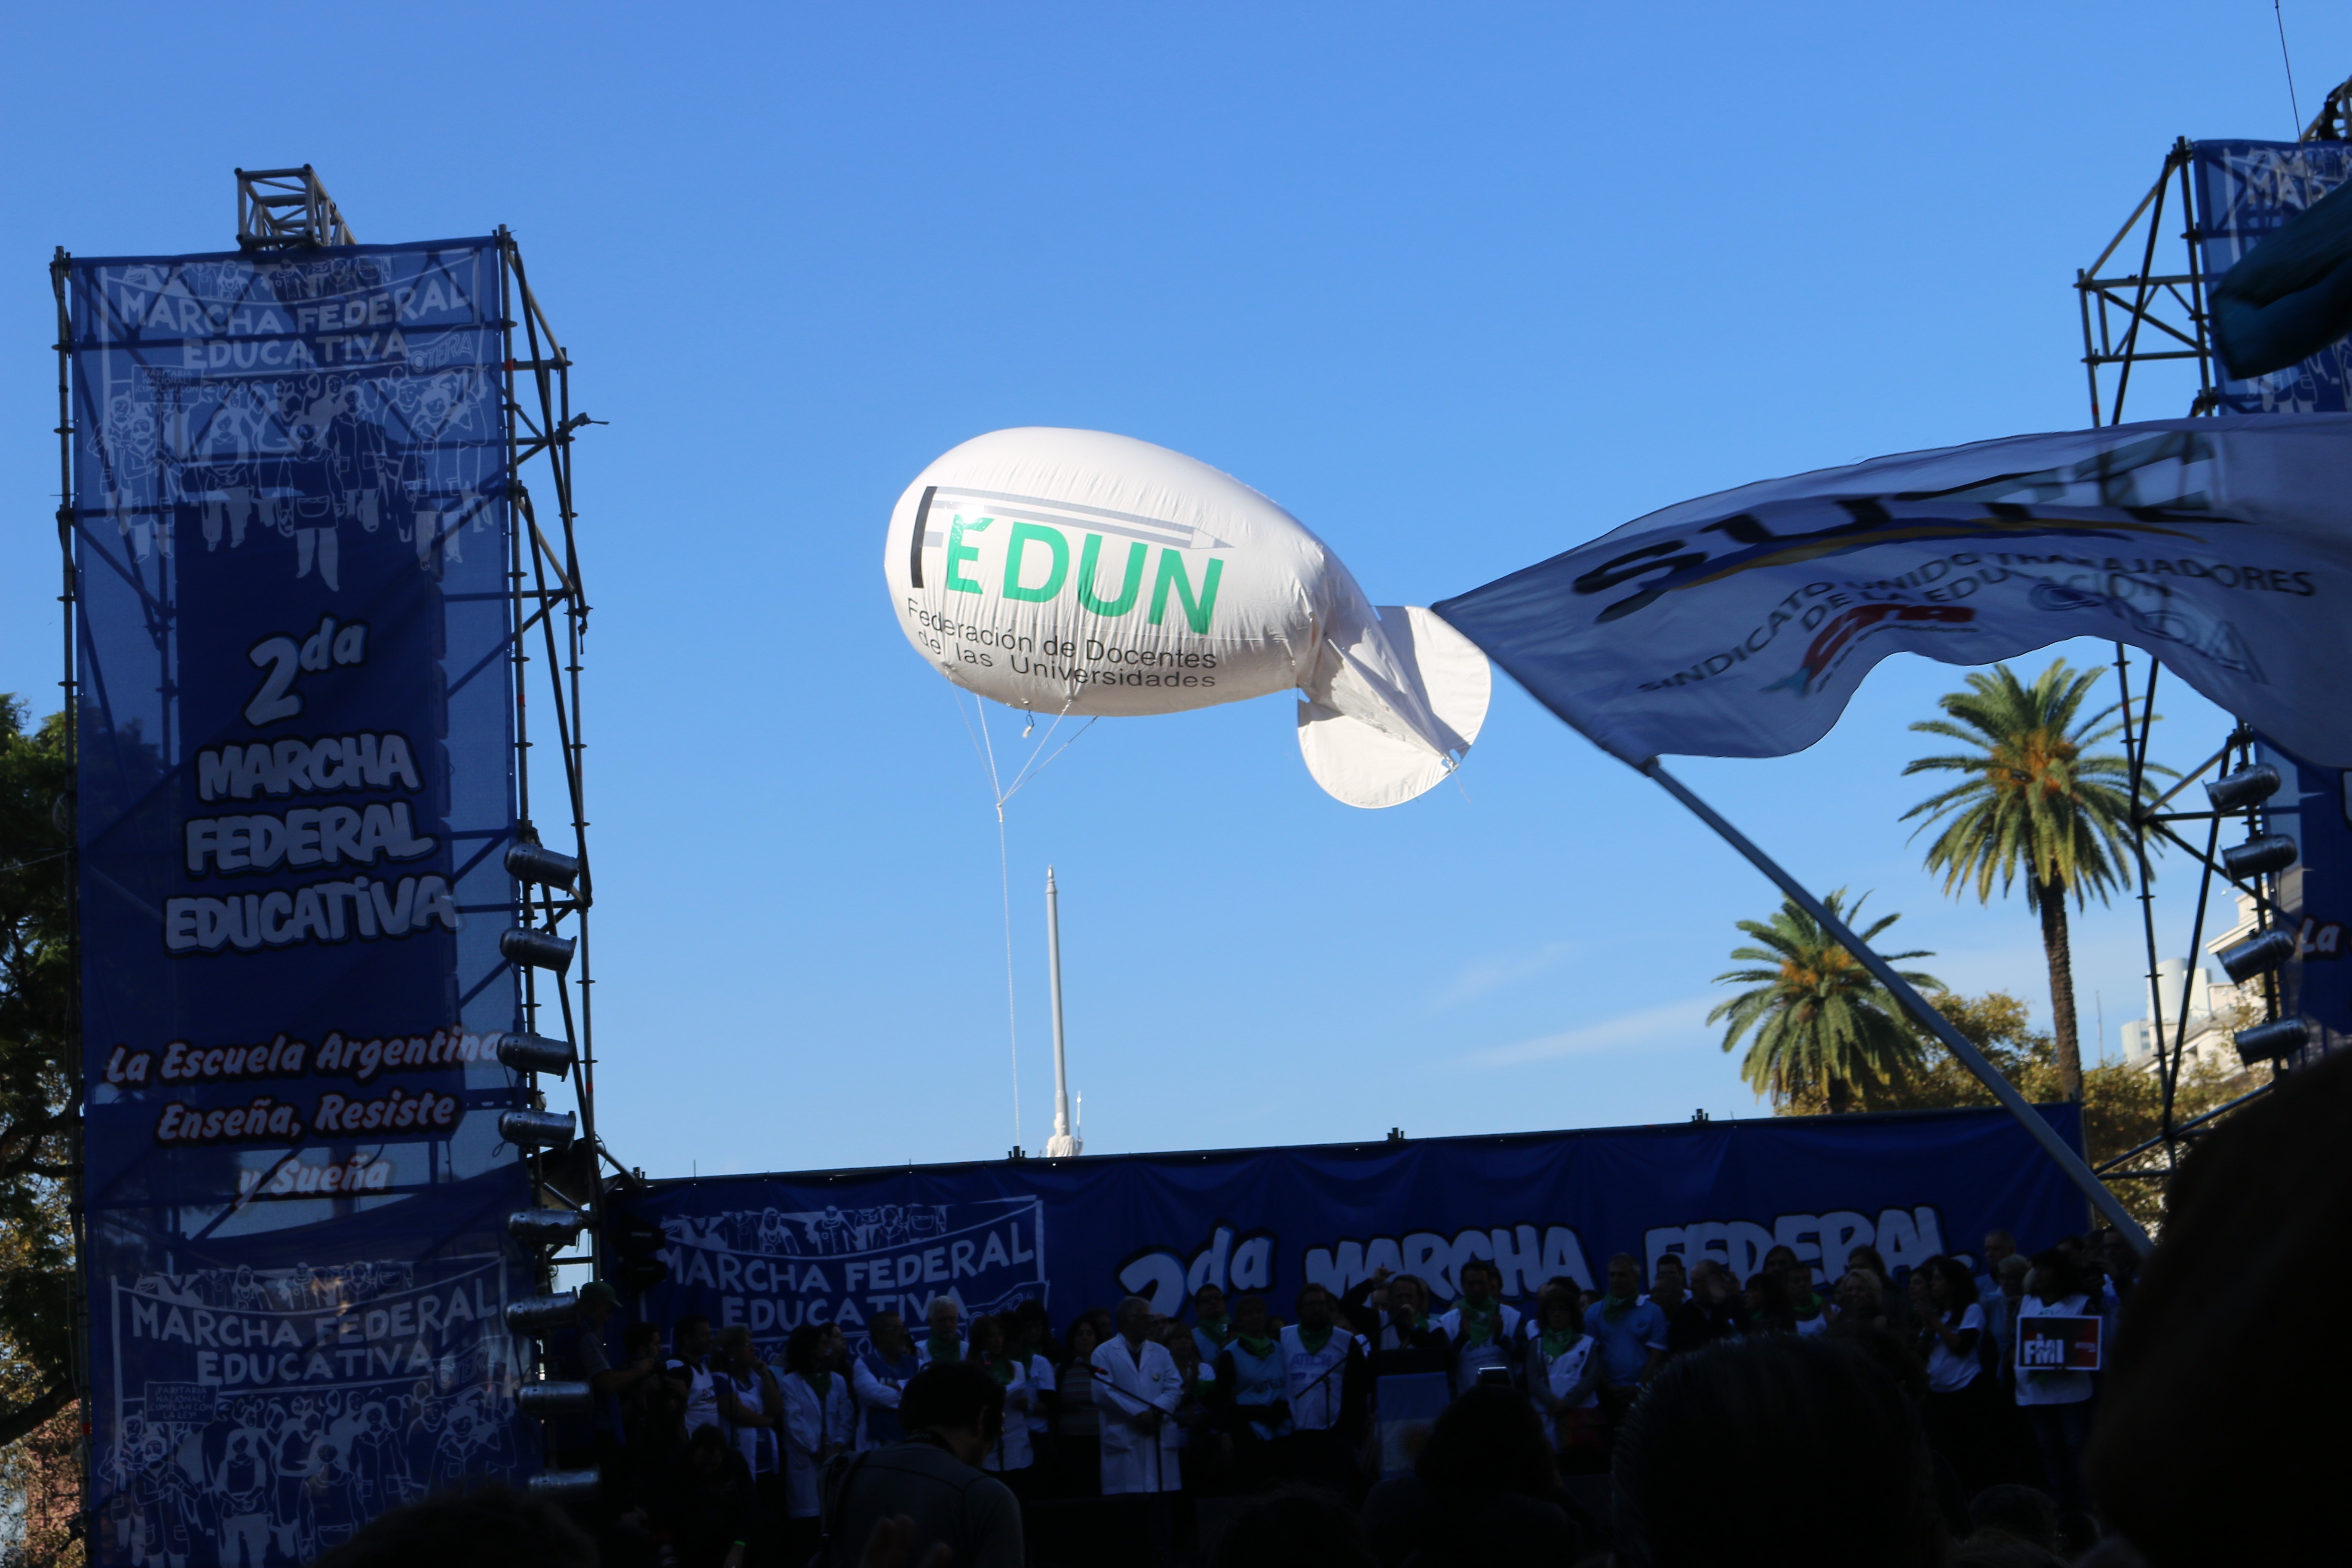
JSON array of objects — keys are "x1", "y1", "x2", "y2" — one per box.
[{"x1": 1433, "y1": 416, "x2": 2352, "y2": 766}]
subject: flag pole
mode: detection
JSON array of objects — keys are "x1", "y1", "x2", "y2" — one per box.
[
  {"x1": 1643, "y1": 758, "x2": 2155, "y2": 1257},
  {"x1": 1045, "y1": 865, "x2": 1080, "y2": 1158}
]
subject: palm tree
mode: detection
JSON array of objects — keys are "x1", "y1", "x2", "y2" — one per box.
[
  {"x1": 1902, "y1": 659, "x2": 2147, "y2": 1102},
  {"x1": 1709, "y1": 891, "x2": 1939, "y2": 1112}
]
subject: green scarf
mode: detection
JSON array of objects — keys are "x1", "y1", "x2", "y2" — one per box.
[
  {"x1": 1600, "y1": 1292, "x2": 1637, "y2": 1323},
  {"x1": 1541, "y1": 1327, "x2": 1581, "y2": 1358},
  {"x1": 1196, "y1": 1315, "x2": 1231, "y2": 1345},
  {"x1": 1297, "y1": 1324, "x2": 1333, "y2": 1355},
  {"x1": 981, "y1": 1353, "x2": 1015, "y2": 1387},
  {"x1": 1458, "y1": 1301, "x2": 1498, "y2": 1349},
  {"x1": 926, "y1": 1335, "x2": 961, "y2": 1363},
  {"x1": 808, "y1": 1369, "x2": 831, "y2": 1397},
  {"x1": 1236, "y1": 1332, "x2": 1276, "y2": 1358}
]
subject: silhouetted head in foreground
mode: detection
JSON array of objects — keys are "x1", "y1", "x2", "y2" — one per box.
[
  {"x1": 2086, "y1": 1047, "x2": 2352, "y2": 1565},
  {"x1": 310, "y1": 1482, "x2": 596, "y2": 1568},
  {"x1": 1212, "y1": 1486, "x2": 1375, "y2": 1568},
  {"x1": 1415, "y1": 1382, "x2": 1559, "y2": 1501},
  {"x1": 1613, "y1": 1334, "x2": 1942, "y2": 1568},
  {"x1": 1966, "y1": 1484, "x2": 2058, "y2": 1553}
]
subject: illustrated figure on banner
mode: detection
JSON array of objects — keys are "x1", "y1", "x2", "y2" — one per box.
[
  {"x1": 132, "y1": 1259, "x2": 412, "y2": 1312},
  {"x1": 105, "y1": 388, "x2": 165, "y2": 563},
  {"x1": 96, "y1": 1255, "x2": 514, "y2": 1568},
  {"x1": 104, "y1": 1380, "x2": 512, "y2": 1568},
  {"x1": 683, "y1": 1202, "x2": 952, "y2": 1258},
  {"x1": 391, "y1": 368, "x2": 495, "y2": 571},
  {"x1": 193, "y1": 385, "x2": 266, "y2": 554},
  {"x1": 95, "y1": 251, "x2": 502, "y2": 591}
]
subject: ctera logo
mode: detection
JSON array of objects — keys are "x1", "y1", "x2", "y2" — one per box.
[
  {"x1": 911, "y1": 487, "x2": 1227, "y2": 633},
  {"x1": 1770, "y1": 602, "x2": 1975, "y2": 697}
]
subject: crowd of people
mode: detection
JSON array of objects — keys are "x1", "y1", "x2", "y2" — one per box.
[
  {"x1": 530, "y1": 1218, "x2": 2148, "y2": 1566},
  {"x1": 316, "y1": 1036, "x2": 2352, "y2": 1566}
]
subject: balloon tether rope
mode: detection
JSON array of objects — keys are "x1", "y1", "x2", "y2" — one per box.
[{"x1": 952, "y1": 689, "x2": 1097, "y2": 1150}]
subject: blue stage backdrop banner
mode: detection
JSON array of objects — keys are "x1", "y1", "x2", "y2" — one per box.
[
  {"x1": 624, "y1": 1106, "x2": 2085, "y2": 1354},
  {"x1": 2193, "y1": 140, "x2": 2352, "y2": 415},
  {"x1": 70, "y1": 240, "x2": 538, "y2": 1562}
]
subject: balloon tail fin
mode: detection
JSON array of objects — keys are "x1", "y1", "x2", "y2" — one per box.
[{"x1": 1298, "y1": 606, "x2": 1492, "y2": 808}]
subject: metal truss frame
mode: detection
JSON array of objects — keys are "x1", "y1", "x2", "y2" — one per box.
[
  {"x1": 2074, "y1": 137, "x2": 2218, "y2": 428},
  {"x1": 2097, "y1": 663, "x2": 2287, "y2": 1184},
  {"x1": 496, "y1": 227, "x2": 611, "y2": 1288},
  {"x1": 2066, "y1": 107, "x2": 2352, "y2": 1179},
  {"x1": 235, "y1": 166, "x2": 356, "y2": 250}
]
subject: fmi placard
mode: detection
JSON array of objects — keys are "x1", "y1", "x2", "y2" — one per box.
[{"x1": 2016, "y1": 1314, "x2": 2103, "y2": 1372}]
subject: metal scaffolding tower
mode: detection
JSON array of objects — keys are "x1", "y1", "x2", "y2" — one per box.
[
  {"x1": 234, "y1": 165, "x2": 356, "y2": 249},
  {"x1": 2069, "y1": 93, "x2": 2352, "y2": 1186}
]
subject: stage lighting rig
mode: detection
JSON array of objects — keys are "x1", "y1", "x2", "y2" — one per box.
[
  {"x1": 2207, "y1": 764, "x2": 2282, "y2": 812},
  {"x1": 508, "y1": 1209, "x2": 588, "y2": 1247},
  {"x1": 2222, "y1": 834, "x2": 2298, "y2": 881},
  {"x1": 2235, "y1": 1016, "x2": 2312, "y2": 1065},
  {"x1": 501, "y1": 928, "x2": 576, "y2": 974},
  {"x1": 497, "y1": 1032, "x2": 577, "y2": 1075},
  {"x1": 515, "y1": 1381, "x2": 594, "y2": 1418},
  {"x1": 529, "y1": 1471, "x2": 601, "y2": 1501},
  {"x1": 501, "y1": 1108, "x2": 578, "y2": 1149},
  {"x1": 2218, "y1": 928, "x2": 2297, "y2": 983},
  {"x1": 505, "y1": 1292, "x2": 579, "y2": 1333},
  {"x1": 606, "y1": 1201, "x2": 671, "y2": 1298},
  {"x1": 506, "y1": 839, "x2": 582, "y2": 893}
]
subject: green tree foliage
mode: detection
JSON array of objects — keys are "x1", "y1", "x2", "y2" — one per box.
[
  {"x1": 0, "y1": 696, "x2": 75, "y2": 1451},
  {"x1": 0, "y1": 1393, "x2": 83, "y2": 1565},
  {"x1": 1824, "y1": 989, "x2": 2256, "y2": 1230},
  {"x1": 1902, "y1": 659, "x2": 2152, "y2": 1104},
  {"x1": 1709, "y1": 891, "x2": 1940, "y2": 1113}
]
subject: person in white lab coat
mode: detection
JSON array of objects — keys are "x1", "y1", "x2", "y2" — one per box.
[
  {"x1": 1091, "y1": 1295, "x2": 1184, "y2": 1496},
  {"x1": 778, "y1": 1322, "x2": 856, "y2": 1563}
]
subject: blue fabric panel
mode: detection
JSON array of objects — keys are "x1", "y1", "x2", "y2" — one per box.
[
  {"x1": 626, "y1": 1106, "x2": 2085, "y2": 1358},
  {"x1": 69, "y1": 242, "x2": 539, "y2": 1563},
  {"x1": 2192, "y1": 140, "x2": 2352, "y2": 412}
]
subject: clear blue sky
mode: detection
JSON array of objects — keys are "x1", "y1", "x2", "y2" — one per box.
[{"x1": 5, "y1": 3, "x2": 2346, "y2": 1177}]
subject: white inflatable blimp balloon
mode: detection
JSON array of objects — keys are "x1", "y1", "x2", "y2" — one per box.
[{"x1": 885, "y1": 428, "x2": 1489, "y2": 808}]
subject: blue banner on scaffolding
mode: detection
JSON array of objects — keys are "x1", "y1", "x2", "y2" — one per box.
[
  {"x1": 621, "y1": 1106, "x2": 2085, "y2": 1358},
  {"x1": 2255, "y1": 739, "x2": 2352, "y2": 1064},
  {"x1": 2192, "y1": 140, "x2": 2352, "y2": 414},
  {"x1": 69, "y1": 240, "x2": 537, "y2": 1563}
]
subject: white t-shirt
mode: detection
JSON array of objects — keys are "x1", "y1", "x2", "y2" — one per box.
[
  {"x1": 1536, "y1": 1334, "x2": 1599, "y2": 1410},
  {"x1": 670, "y1": 1357, "x2": 720, "y2": 1436},
  {"x1": 979, "y1": 1360, "x2": 1034, "y2": 1473},
  {"x1": 2014, "y1": 1294, "x2": 2095, "y2": 1406},
  {"x1": 1924, "y1": 1303, "x2": 1985, "y2": 1393}
]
